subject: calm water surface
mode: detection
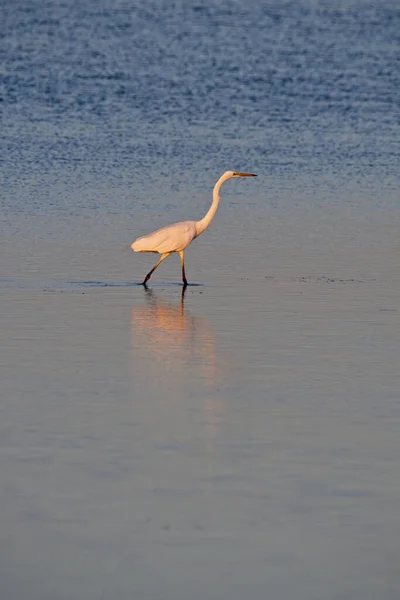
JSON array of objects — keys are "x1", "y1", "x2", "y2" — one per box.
[{"x1": 1, "y1": 1, "x2": 400, "y2": 598}]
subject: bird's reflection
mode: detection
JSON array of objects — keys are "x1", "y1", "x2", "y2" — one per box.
[
  {"x1": 131, "y1": 287, "x2": 224, "y2": 446},
  {"x1": 131, "y1": 286, "x2": 216, "y2": 382}
]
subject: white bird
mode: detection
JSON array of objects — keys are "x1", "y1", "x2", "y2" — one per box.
[{"x1": 131, "y1": 170, "x2": 257, "y2": 286}]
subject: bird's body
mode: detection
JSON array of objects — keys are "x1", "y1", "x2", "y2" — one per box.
[
  {"x1": 132, "y1": 220, "x2": 197, "y2": 254},
  {"x1": 131, "y1": 170, "x2": 256, "y2": 285}
]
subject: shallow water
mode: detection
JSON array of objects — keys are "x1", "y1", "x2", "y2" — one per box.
[{"x1": 1, "y1": 0, "x2": 400, "y2": 598}]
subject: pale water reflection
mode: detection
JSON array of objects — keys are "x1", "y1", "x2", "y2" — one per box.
[{"x1": 131, "y1": 287, "x2": 225, "y2": 449}]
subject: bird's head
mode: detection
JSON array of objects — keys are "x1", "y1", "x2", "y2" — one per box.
[{"x1": 224, "y1": 171, "x2": 257, "y2": 180}]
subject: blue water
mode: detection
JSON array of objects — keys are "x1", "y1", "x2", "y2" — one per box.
[
  {"x1": 2, "y1": 0, "x2": 400, "y2": 216},
  {"x1": 1, "y1": 1, "x2": 400, "y2": 599}
]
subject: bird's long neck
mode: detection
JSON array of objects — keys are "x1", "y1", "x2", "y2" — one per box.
[{"x1": 195, "y1": 174, "x2": 227, "y2": 237}]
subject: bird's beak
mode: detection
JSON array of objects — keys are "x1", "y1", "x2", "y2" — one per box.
[{"x1": 234, "y1": 172, "x2": 257, "y2": 177}]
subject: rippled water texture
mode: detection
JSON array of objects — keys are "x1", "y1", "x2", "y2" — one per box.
[{"x1": 1, "y1": 1, "x2": 400, "y2": 599}]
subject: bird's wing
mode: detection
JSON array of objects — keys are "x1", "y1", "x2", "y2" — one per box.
[{"x1": 132, "y1": 221, "x2": 196, "y2": 253}]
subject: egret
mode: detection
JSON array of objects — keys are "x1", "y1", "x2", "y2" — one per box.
[{"x1": 131, "y1": 170, "x2": 257, "y2": 285}]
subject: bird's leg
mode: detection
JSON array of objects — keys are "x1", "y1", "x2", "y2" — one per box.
[
  {"x1": 142, "y1": 253, "x2": 170, "y2": 285},
  {"x1": 179, "y1": 251, "x2": 188, "y2": 286}
]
